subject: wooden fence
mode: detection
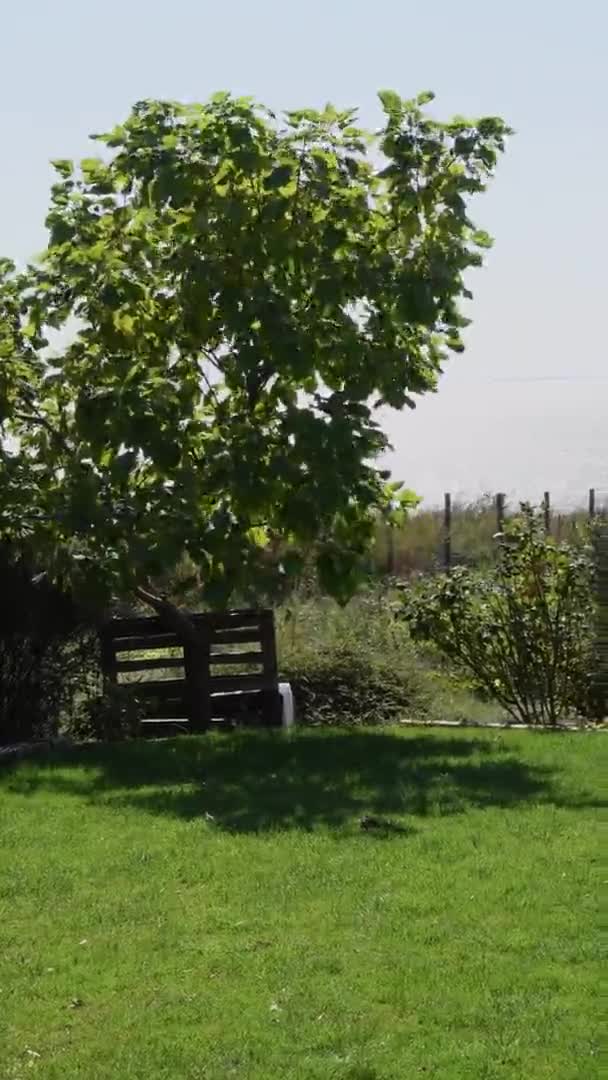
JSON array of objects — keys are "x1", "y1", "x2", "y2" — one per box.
[{"x1": 100, "y1": 609, "x2": 281, "y2": 731}]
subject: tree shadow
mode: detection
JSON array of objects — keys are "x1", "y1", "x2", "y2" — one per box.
[{"x1": 2, "y1": 729, "x2": 602, "y2": 833}]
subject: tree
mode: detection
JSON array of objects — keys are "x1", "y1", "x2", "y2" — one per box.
[{"x1": 0, "y1": 91, "x2": 510, "y2": 620}]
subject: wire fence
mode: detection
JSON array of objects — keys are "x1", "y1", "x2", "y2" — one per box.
[{"x1": 377, "y1": 488, "x2": 608, "y2": 576}]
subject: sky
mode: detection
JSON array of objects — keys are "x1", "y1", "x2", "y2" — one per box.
[{"x1": 1, "y1": 0, "x2": 606, "y2": 508}]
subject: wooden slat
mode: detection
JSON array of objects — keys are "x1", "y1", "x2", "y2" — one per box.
[
  {"x1": 209, "y1": 651, "x2": 263, "y2": 667},
  {"x1": 113, "y1": 633, "x2": 180, "y2": 652},
  {"x1": 210, "y1": 689, "x2": 282, "y2": 722},
  {"x1": 210, "y1": 689, "x2": 265, "y2": 716},
  {"x1": 259, "y1": 610, "x2": 281, "y2": 725},
  {"x1": 116, "y1": 657, "x2": 185, "y2": 673},
  {"x1": 142, "y1": 700, "x2": 188, "y2": 719},
  {"x1": 184, "y1": 630, "x2": 210, "y2": 732},
  {"x1": 99, "y1": 627, "x2": 118, "y2": 686},
  {"x1": 210, "y1": 627, "x2": 263, "y2": 645},
  {"x1": 260, "y1": 610, "x2": 278, "y2": 678},
  {"x1": 107, "y1": 610, "x2": 266, "y2": 637},
  {"x1": 196, "y1": 611, "x2": 263, "y2": 630},
  {"x1": 140, "y1": 691, "x2": 282, "y2": 723},
  {"x1": 209, "y1": 673, "x2": 272, "y2": 693},
  {"x1": 105, "y1": 615, "x2": 166, "y2": 637},
  {"x1": 140, "y1": 718, "x2": 190, "y2": 733},
  {"x1": 129, "y1": 679, "x2": 186, "y2": 700},
  {"x1": 114, "y1": 629, "x2": 261, "y2": 650}
]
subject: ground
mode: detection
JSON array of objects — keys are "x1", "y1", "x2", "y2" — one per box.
[{"x1": 0, "y1": 727, "x2": 603, "y2": 1079}]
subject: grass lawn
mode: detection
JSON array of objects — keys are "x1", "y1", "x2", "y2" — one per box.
[{"x1": 0, "y1": 727, "x2": 603, "y2": 1079}]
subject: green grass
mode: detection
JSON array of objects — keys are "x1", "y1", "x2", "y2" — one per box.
[{"x1": 0, "y1": 728, "x2": 604, "y2": 1079}]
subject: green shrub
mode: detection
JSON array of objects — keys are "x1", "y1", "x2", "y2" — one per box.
[
  {"x1": 69, "y1": 684, "x2": 145, "y2": 742},
  {"x1": 278, "y1": 590, "x2": 431, "y2": 725},
  {"x1": 0, "y1": 548, "x2": 101, "y2": 745},
  {"x1": 590, "y1": 522, "x2": 608, "y2": 717},
  {"x1": 400, "y1": 507, "x2": 594, "y2": 726}
]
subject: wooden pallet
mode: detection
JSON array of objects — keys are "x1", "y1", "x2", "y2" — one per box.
[{"x1": 99, "y1": 609, "x2": 281, "y2": 732}]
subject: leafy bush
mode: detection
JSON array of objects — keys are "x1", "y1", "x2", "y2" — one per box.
[
  {"x1": 0, "y1": 548, "x2": 101, "y2": 744},
  {"x1": 590, "y1": 522, "x2": 608, "y2": 718},
  {"x1": 69, "y1": 684, "x2": 145, "y2": 742},
  {"x1": 278, "y1": 590, "x2": 431, "y2": 725},
  {"x1": 400, "y1": 508, "x2": 594, "y2": 726}
]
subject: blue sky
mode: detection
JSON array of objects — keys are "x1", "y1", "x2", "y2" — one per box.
[{"x1": 1, "y1": 0, "x2": 606, "y2": 505}]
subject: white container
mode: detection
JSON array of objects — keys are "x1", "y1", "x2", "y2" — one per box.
[{"x1": 279, "y1": 682, "x2": 295, "y2": 728}]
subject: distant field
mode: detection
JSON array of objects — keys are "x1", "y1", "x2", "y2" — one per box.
[
  {"x1": 0, "y1": 727, "x2": 603, "y2": 1079},
  {"x1": 373, "y1": 496, "x2": 605, "y2": 576}
]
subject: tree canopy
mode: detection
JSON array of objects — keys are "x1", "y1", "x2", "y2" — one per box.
[{"x1": 0, "y1": 90, "x2": 510, "y2": 607}]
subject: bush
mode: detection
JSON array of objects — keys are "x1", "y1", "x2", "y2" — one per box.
[
  {"x1": 0, "y1": 549, "x2": 102, "y2": 744},
  {"x1": 68, "y1": 684, "x2": 145, "y2": 742},
  {"x1": 400, "y1": 508, "x2": 594, "y2": 726},
  {"x1": 590, "y1": 522, "x2": 608, "y2": 718},
  {"x1": 278, "y1": 590, "x2": 431, "y2": 725}
]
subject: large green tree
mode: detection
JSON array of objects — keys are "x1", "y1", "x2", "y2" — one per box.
[{"x1": 0, "y1": 91, "x2": 509, "y2": 617}]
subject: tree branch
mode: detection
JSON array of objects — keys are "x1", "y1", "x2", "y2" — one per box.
[
  {"x1": 201, "y1": 347, "x2": 224, "y2": 373},
  {"x1": 134, "y1": 581, "x2": 199, "y2": 646},
  {"x1": 12, "y1": 410, "x2": 72, "y2": 456}
]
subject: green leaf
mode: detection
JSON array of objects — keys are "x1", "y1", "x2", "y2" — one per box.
[
  {"x1": 81, "y1": 157, "x2": 105, "y2": 175},
  {"x1": 472, "y1": 229, "x2": 493, "y2": 249},
  {"x1": 263, "y1": 164, "x2": 293, "y2": 190},
  {"x1": 378, "y1": 89, "x2": 403, "y2": 116},
  {"x1": 51, "y1": 159, "x2": 73, "y2": 178},
  {"x1": 112, "y1": 311, "x2": 135, "y2": 335}
]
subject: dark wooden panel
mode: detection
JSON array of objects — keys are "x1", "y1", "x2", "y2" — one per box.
[
  {"x1": 99, "y1": 628, "x2": 118, "y2": 685},
  {"x1": 140, "y1": 718, "x2": 190, "y2": 735},
  {"x1": 210, "y1": 689, "x2": 282, "y2": 723},
  {"x1": 209, "y1": 651, "x2": 263, "y2": 667},
  {"x1": 260, "y1": 609, "x2": 279, "y2": 680},
  {"x1": 116, "y1": 657, "x2": 185, "y2": 673},
  {"x1": 258, "y1": 611, "x2": 280, "y2": 723},
  {"x1": 105, "y1": 615, "x2": 166, "y2": 637},
  {"x1": 184, "y1": 634, "x2": 211, "y2": 733},
  {"x1": 101, "y1": 608, "x2": 280, "y2": 730},
  {"x1": 107, "y1": 609, "x2": 269, "y2": 635},
  {"x1": 210, "y1": 627, "x2": 262, "y2": 645},
  {"x1": 115, "y1": 652, "x2": 185, "y2": 669},
  {"x1": 113, "y1": 633, "x2": 180, "y2": 652},
  {"x1": 142, "y1": 700, "x2": 188, "y2": 719},
  {"x1": 141, "y1": 691, "x2": 282, "y2": 724},
  {"x1": 129, "y1": 679, "x2": 186, "y2": 700},
  {"x1": 210, "y1": 689, "x2": 265, "y2": 717},
  {"x1": 210, "y1": 673, "x2": 272, "y2": 693},
  {"x1": 195, "y1": 611, "x2": 264, "y2": 630}
]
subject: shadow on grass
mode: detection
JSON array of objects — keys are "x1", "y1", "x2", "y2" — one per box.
[{"x1": 2, "y1": 728, "x2": 601, "y2": 833}]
